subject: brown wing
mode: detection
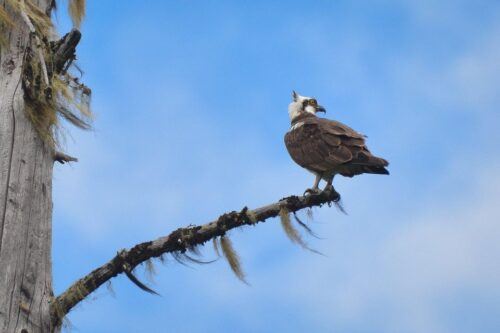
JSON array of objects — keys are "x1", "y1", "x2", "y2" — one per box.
[{"x1": 284, "y1": 117, "x2": 389, "y2": 177}]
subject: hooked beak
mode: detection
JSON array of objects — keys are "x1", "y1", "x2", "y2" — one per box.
[{"x1": 316, "y1": 105, "x2": 326, "y2": 113}]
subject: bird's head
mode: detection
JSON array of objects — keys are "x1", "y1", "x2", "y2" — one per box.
[{"x1": 288, "y1": 91, "x2": 326, "y2": 122}]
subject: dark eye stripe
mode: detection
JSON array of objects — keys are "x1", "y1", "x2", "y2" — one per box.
[{"x1": 302, "y1": 99, "x2": 318, "y2": 107}]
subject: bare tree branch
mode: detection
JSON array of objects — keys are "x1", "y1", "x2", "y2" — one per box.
[
  {"x1": 50, "y1": 189, "x2": 341, "y2": 324},
  {"x1": 51, "y1": 29, "x2": 81, "y2": 74},
  {"x1": 54, "y1": 151, "x2": 78, "y2": 164}
]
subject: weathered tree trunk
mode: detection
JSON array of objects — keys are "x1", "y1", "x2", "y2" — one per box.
[
  {"x1": 0, "y1": 0, "x2": 56, "y2": 332},
  {"x1": 1, "y1": 1, "x2": 347, "y2": 331}
]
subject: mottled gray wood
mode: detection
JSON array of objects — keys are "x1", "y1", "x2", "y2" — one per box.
[{"x1": 0, "y1": 0, "x2": 56, "y2": 332}]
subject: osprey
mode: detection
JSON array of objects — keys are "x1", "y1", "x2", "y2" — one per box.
[{"x1": 284, "y1": 91, "x2": 389, "y2": 194}]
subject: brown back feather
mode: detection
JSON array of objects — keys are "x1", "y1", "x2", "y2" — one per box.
[{"x1": 284, "y1": 116, "x2": 389, "y2": 176}]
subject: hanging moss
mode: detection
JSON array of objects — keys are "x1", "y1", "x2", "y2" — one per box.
[
  {"x1": 220, "y1": 236, "x2": 247, "y2": 283},
  {"x1": 1, "y1": 0, "x2": 92, "y2": 147},
  {"x1": 68, "y1": 0, "x2": 85, "y2": 28}
]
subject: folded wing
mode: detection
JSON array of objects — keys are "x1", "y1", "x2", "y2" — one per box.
[{"x1": 284, "y1": 117, "x2": 389, "y2": 177}]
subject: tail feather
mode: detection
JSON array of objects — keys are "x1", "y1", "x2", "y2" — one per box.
[
  {"x1": 363, "y1": 155, "x2": 389, "y2": 175},
  {"x1": 363, "y1": 165, "x2": 389, "y2": 175},
  {"x1": 340, "y1": 154, "x2": 390, "y2": 177},
  {"x1": 369, "y1": 155, "x2": 389, "y2": 167}
]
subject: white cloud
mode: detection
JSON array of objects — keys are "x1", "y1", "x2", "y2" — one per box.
[
  {"x1": 55, "y1": 2, "x2": 500, "y2": 331},
  {"x1": 260, "y1": 168, "x2": 500, "y2": 333}
]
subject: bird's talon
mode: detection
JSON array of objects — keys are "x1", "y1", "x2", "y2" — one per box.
[
  {"x1": 304, "y1": 188, "x2": 321, "y2": 196},
  {"x1": 323, "y1": 185, "x2": 341, "y2": 200},
  {"x1": 323, "y1": 185, "x2": 334, "y2": 193}
]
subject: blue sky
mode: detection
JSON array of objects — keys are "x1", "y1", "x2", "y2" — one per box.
[{"x1": 51, "y1": 1, "x2": 500, "y2": 332}]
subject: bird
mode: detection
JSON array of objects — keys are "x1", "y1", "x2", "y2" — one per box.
[{"x1": 284, "y1": 91, "x2": 389, "y2": 195}]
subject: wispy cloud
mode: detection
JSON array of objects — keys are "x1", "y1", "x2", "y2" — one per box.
[
  {"x1": 54, "y1": 1, "x2": 500, "y2": 332},
  {"x1": 206, "y1": 166, "x2": 500, "y2": 333}
]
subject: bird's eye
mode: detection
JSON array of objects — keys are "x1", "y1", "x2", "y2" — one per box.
[{"x1": 310, "y1": 99, "x2": 317, "y2": 106}]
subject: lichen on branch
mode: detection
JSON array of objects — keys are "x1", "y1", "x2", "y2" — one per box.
[{"x1": 51, "y1": 189, "x2": 341, "y2": 326}]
